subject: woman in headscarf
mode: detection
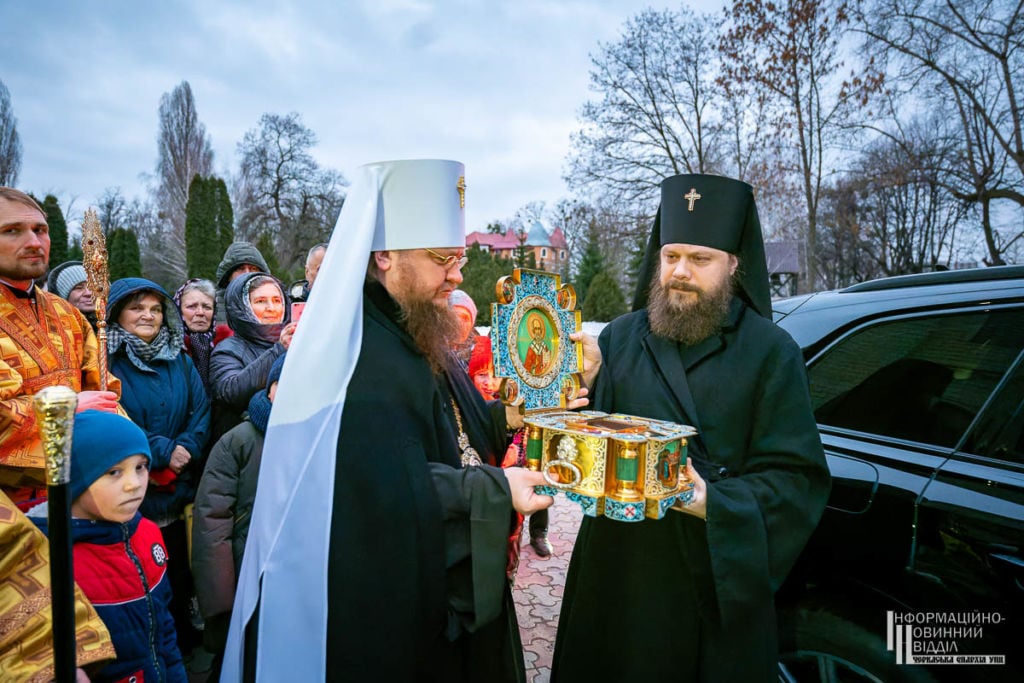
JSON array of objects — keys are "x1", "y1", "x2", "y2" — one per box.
[
  {"x1": 107, "y1": 276, "x2": 211, "y2": 655},
  {"x1": 209, "y1": 272, "x2": 296, "y2": 445},
  {"x1": 173, "y1": 278, "x2": 230, "y2": 396}
]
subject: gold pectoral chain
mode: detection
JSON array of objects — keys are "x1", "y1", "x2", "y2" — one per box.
[{"x1": 450, "y1": 399, "x2": 483, "y2": 467}]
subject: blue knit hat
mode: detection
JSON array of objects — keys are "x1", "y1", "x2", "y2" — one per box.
[
  {"x1": 267, "y1": 353, "x2": 287, "y2": 390},
  {"x1": 70, "y1": 411, "x2": 151, "y2": 502}
]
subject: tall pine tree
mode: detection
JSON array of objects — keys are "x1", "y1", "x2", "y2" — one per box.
[
  {"x1": 108, "y1": 228, "x2": 142, "y2": 280},
  {"x1": 213, "y1": 177, "x2": 234, "y2": 255},
  {"x1": 460, "y1": 243, "x2": 514, "y2": 326},
  {"x1": 574, "y1": 220, "x2": 606, "y2": 306},
  {"x1": 582, "y1": 270, "x2": 627, "y2": 322},
  {"x1": 255, "y1": 231, "x2": 282, "y2": 280},
  {"x1": 185, "y1": 175, "x2": 217, "y2": 280},
  {"x1": 41, "y1": 195, "x2": 69, "y2": 268}
]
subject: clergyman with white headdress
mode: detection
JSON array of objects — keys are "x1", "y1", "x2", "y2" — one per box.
[{"x1": 222, "y1": 160, "x2": 562, "y2": 682}]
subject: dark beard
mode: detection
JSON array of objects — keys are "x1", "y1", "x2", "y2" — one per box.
[
  {"x1": 397, "y1": 295, "x2": 462, "y2": 375},
  {"x1": 647, "y1": 276, "x2": 733, "y2": 346}
]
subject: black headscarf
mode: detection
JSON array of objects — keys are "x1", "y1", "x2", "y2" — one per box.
[{"x1": 632, "y1": 174, "x2": 771, "y2": 318}]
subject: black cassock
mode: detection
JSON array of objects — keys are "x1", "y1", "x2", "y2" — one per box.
[
  {"x1": 552, "y1": 299, "x2": 830, "y2": 683},
  {"x1": 324, "y1": 281, "x2": 524, "y2": 682}
]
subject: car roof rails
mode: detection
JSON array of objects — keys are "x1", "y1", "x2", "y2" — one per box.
[{"x1": 841, "y1": 264, "x2": 1024, "y2": 293}]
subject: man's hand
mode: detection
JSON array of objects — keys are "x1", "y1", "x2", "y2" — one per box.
[
  {"x1": 75, "y1": 390, "x2": 119, "y2": 414},
  {"x1": 570, "y1": 331, "x2": 602, "y2": 389},
  {"x1": 279, "y1": 321, "x2": 298, "y2": 350},
  {"x1": 169, "y1": 445, "x2": 192, "y2": 474},
  {"x1": 673, "y1": 457, "x2": 708, "y2": 520},
  {"x1": 567, "y1": 386, "x2": 589, "y2": 411},
  {"x1": 504, "y1": 467, "x2": 555, "y2": 515}
]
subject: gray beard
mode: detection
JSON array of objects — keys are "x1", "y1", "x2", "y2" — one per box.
[{"x1": 647, "y1": 277, "x2": 733, "y2": 346}]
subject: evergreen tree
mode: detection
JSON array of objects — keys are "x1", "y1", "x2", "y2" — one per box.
[
  {"x1": 582, "y1": 270, "x2": 627, "y2": 322},
  {"x1": 512, "y1": 230, "x2": 537, "y2": 270},
  {"x1": 185, "y1": 175, "x2": 217, "y2": 280},
  {"x1": 67, "y1": 237, "x2": 83, "y2": 261},
  {"x1": 460, "y1": 243, "x2": 514, "y2": 327},
  {"x1": 41, "y1": 195, "x2": 69, "y2": 268},
  {"x1": 574, "y1": 221, "x2": 606, "y2": 305},
  {"x1": 213, "y1": 177, "x2": 234, "y2": 254},
  {"x1": 255, "y1": 231, "x2": 283, "y2": 280},
  {"x1": 107, "y1": 228, "x2": 142, "y2": 280}
]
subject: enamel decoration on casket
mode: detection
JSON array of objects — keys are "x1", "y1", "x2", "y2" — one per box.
[{"x1": 490, "y1": 268, "x2": 697, "y2": 522}]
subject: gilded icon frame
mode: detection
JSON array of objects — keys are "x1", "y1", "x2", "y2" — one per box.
[{"x1": 490, "y1": 268, "x2": 583, "y2": 412}]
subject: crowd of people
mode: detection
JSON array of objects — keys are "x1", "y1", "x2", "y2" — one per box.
[{"x1": 0, "y1": 160, "x2": 830, "y2": 683}]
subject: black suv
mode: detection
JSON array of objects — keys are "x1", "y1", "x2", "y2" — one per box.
[{"x1": 772, "y1": 266, "x2": 1024, "y2": 683}]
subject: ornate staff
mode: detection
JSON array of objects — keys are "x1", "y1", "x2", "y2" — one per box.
[
  {"x1": 33, "y1": 386, "x2": 79, "y2": 683},
  {"x1": 81, "y1": 210, "x2": 110, "y2": 390}
]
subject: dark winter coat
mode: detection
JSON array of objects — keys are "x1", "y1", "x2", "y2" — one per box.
[
  {"x1": 324, "y1": 280, "x2": 524, "y2": 683},
  {"x1": 208, "y1": 272, "x2": 287, "y2": 444},
  {"x1": 107, "y1": 278, "x2": 210, "y2": 524},
  {"x1": 551, "y1": 299, "x2": 830, "y2": 683},
  {"x1": 191, "y1": 416, "x2": 265, "y2": 627},
  {"x1": 30, "y1": 509, "x2": 187, "y2": 683}
]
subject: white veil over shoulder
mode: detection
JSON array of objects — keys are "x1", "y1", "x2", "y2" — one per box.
[{"x1": 221, "y1": 159, "x2": 466, "y2": 681}]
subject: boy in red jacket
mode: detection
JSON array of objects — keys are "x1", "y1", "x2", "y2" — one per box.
[{"x1": 29, "y1": 411, "x2": 186, "y2": 682}]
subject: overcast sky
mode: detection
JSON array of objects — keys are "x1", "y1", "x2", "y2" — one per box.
[{"x1": 2, "y1": 0, "x2": 724, "y2": 233}]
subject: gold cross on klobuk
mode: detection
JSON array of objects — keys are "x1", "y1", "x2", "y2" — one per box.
[
  {"x1": 684, "y1": 188, "x2": 701, "y2": 212},
  {"x1": 456, "y1": 176, "x2": 466, "y2": 208}
]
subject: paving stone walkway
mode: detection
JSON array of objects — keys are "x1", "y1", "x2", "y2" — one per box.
[{"x1": 512, "y1": 496, "x2": 583, "y2": 683}]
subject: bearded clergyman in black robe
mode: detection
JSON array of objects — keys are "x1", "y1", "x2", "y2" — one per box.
[
  {"x1": 222, "y1": 160, "x2": 563, "y2": 683},
  {"x1": 551, "y1": 174, "x2": 831, "y2": 682}
]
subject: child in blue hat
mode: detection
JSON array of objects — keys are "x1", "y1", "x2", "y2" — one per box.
[{"x1": 29, "y1": 410, "x2": 186, "y2": 683}]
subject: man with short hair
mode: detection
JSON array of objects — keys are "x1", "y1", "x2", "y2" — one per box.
[
  {"x1": 225, "y1": 160, "x2": 565, "y2": 683},
  {"x1": 551, "y1": 174, "x2": 830, "y2": 683},
  {"x1": 0, "y1": 188, "x2": 121, "y2": 506},
  {"x1": 304, "y1": 242, "x2": 326, "y2": 289},
  {"x1": 288, "y1": 243, "x2": 328, "y2": 302}
]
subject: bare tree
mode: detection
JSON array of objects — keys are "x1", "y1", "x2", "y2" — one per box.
[
  {"x1": 0, "y1": 79, "x2": 22, "y2": 187},
  {"x1": 153, "y1": 81, "x2": 214, "y2": 281},
  {"x1": 855, "y1": 0, "x2": 1024, "y2": 265},
  {"x1": 234, "y1": 112, "x2": 346, "y2": 276},
  {"x1": 566, "y1": 7, "x2": 734, "y2": 207},
  {"x1": 820, "y1": 121, "x2": 971, "y2": 284},
  {"x1": 96, "y1": 186, "x2": 130, "y2": 235},
  {"x1": 721, "y1": 0, "x2": 884, "y2": 290}
]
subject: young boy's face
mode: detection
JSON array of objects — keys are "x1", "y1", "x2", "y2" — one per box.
[{"x1": 72, "y1": 454, "x2": 149, "y2": 523}]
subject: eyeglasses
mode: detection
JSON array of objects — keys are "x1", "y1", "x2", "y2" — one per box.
[{"x1": 423, "y1": 248, "x2": 468, "y2": 271}]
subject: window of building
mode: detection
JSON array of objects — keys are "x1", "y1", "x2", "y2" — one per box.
[{"x1": 541, "y1": 248, "x2": 548, "y2": 258}]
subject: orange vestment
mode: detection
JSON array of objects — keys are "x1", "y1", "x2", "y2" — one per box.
[
  {"x1": 0, "y1": 491, "x2": 115, "y2": 682},
  {"x1": 0, "y1": 286, "x2": 120, "y2": 500}
]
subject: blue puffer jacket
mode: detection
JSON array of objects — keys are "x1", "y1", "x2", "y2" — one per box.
[
  {"x1": 108, "y1": 278, "x2": 211, "y2": 522},
  {"x1": 30, "y1": 508, "x2": 187, "y2": 683}
]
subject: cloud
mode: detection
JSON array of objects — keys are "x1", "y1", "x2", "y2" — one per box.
[{"x1": 3, "y1": 0, "x2": 720, "y2": 229}]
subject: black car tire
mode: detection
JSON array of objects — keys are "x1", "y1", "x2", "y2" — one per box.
[{"x1": 778, "y1": 607, "x2": 938, "y2": 683}]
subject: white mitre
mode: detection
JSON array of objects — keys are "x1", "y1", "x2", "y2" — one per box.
[{"x1": 367, "y1": 158, "x2": 466, "y2": 251}]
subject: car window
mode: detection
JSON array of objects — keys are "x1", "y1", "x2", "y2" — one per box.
[
  {"x1": 807, "y1": 308, "x2": 1024, "y2": 448},
  {"x1": 960, "y1": 354, "x2": 1024, "y2": 464}
]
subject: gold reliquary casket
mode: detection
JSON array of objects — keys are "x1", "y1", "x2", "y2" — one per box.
[{"x1": 490, "y1": 268, "x2": 697, "y2": 522}]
